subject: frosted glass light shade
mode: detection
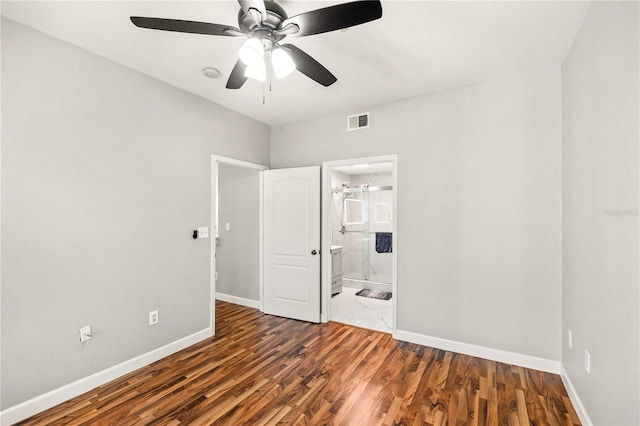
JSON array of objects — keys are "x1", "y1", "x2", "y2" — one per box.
[
  {"x1": 272, "y1": 48, "x2": 296, "y2": 78},
  {"x1": 244, "y1": 61, "x2": 266, "y2": 82},
  {"x1": 239, "y1": 38, "x2": 264, "y2": 66}
]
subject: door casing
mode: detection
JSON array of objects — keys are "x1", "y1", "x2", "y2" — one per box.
[
  {"x1": 211, "y1": 155, "x2": 268, "y2": 334},
  {"x1": 321, "y1": 155, "x2": 398, "y2": 337}
]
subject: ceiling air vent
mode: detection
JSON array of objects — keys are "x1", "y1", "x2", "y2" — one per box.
[{"x1": 347, "y1": 112, "x2": 369, "y2": 131}]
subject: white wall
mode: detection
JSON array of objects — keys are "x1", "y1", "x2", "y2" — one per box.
[
  {"x1": 272, "y1": 67, "x2": 562, "y2": 362},
  {"x1": 1, "y1": 18, "x2": 270, "y2": 410},
  {"x1": 561, "y1": 2, "x2": 640, "y2": 424},
  {"x1": 216, "y1": 163, "x2": 261, "y2": 302}
]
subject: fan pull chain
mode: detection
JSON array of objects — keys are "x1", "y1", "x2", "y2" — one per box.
[
  {"x1": 261, "y1": 49, "x2": 273, "y2": 105},
  {"x1": 268, "y1": 49, "x2": 273, "y2": 92},
  {"x1": 262, "y1": 53, "x2": 266, "y2": 105}
]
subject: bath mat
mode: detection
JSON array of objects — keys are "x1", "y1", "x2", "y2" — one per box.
[{"x1": 355, "y1": 289, "x2": 392, "y2": 300}]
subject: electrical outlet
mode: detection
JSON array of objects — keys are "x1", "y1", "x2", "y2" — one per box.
[
  {"x1": 584, "y1": 349, "x2": 591, "y2": 373},
  {"x1": 149, "y1": 310, "x2": 159, "y2": 326},
  {"x1": 568, "y1": 329, "x2": 573, "y2": 349},
  {"x1": 79, "y1": 325, "x2": 92, "y2": 342}
]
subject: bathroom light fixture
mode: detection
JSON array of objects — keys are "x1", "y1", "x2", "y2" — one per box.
[{"x1": 353, "y1": 163, "x2": 369, "y2": 168}]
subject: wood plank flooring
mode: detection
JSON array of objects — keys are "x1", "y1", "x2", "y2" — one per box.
[{"x1": 17, "y1": 301, "x2": 580, "y2": 425}]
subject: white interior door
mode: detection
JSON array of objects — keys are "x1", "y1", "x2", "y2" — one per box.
[{"x1": 264, "y1": 166, "x2": 320, "y2": 323}]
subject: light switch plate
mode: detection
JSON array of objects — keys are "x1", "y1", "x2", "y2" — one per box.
[
  {"x1": 197, "y1": 227, "x2": 209, "y2": 238},
  {"x1": 79, "y1": 325, "x2": 92, "y2": 342},
  {"x1": 584, "y1": 349, "x2": 591, "y2": 373}
]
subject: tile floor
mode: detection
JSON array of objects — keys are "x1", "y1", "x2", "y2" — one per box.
[{"x1": 330, "y1": 286, "x2": 392, "y2": 333}]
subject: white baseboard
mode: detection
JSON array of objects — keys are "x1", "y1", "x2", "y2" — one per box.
[
  {"x1": 216, "y1": 292, "x2": 261, "y2": 310},
  {"x1": 394, "y1": 329, "x2": 562, "y2": 374},
  {"x1": 560, "y1": 365, "x2": 593, "y2": 425},
  {"x1": 0, "y1": 328, "x2": 213, "y2": 426}
]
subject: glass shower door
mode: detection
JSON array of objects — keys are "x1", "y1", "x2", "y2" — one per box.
[
  {"x1": 342, "y1": 183, "x2": 393, "y2": 285},
  {"x1": 366, "y1": 187, "x2": 393, "y2": 284}
]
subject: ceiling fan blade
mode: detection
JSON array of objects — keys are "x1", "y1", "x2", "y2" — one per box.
[
  {"x1": 280, "y1": 0, "x2": 382, "y2": 37},
  {"x1": 282, "y1": 44, "x2": 337, "y2": 87},
  {"x1": 238, "y1": 0, "x2": 268, "y2": 26},
  {"x1": 130, "y1": 17, "x2": 242, "y2": 37},
  {"x1": 226, "y1": 59, "x2": 249, "y2": 89}
]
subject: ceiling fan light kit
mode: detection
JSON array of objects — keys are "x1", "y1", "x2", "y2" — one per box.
[
  {"x1": 244, "y1": 61, "x2": 266, "y2": 82},
  {"x1": 130, "y1": 0, "x2": 382, "y2": 91},
  {"x1": 238, "y1": 36, "x2": 295, "y2": 81},
  {"x1": 239, "y1": 37, "x2": 265, "y2": 67},
  {"x1": 272, "y1": 47, "x2": 296, "y2": 78}
]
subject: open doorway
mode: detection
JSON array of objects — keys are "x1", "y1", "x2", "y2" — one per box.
[
  {"x1": 322, "y1": 155, "x2": 397, "y2": 335},
  {"x1": 211, "y1": 155, "x2": 268, "y2": 330}
]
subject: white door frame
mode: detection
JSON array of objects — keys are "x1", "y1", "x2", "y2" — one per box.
[
  {"x1": 321, "y1": 154, "x2": 398, "y2": 337},
  {"x1": 211, "y1": 155, "x2": 268, "y2": 333}
]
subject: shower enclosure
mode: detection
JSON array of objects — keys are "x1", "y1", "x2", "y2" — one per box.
[{"x1": 334, "y1": 181, "x2": 393, "y2": 291}]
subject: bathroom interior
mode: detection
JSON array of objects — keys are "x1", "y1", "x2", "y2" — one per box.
[{"x1": 329, "y1": 161, "x2": 394, "y2": 333}]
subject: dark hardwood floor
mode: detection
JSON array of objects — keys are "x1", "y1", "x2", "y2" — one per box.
[{"x1": 17, "y1": 301, "x2": 580, "y2": 425}]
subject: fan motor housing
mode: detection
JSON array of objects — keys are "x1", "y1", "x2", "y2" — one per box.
[{"x1": 238, "y1": 0, "x2": 288, "y2": 40}]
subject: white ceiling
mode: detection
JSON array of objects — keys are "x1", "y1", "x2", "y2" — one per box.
[{"x1": 1, "y1": 1, "x2": 590, "y2": 125}]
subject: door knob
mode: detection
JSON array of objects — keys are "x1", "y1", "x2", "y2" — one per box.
[{"x1": 311, "y1": 249, "x2": 318, "y2": 255}]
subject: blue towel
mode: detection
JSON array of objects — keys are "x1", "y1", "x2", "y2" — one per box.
[{"x1": 375, "y1": 232, "x2": 392, "y2": 253}]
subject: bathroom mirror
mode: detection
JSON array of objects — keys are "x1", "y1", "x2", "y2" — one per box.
[{"x1": 344, "y1": 198, "x2": 362, "y2": 225}]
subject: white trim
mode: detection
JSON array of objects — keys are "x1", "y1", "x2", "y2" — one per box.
[
  {"x1": 211, "y1": 155, "x2": 269, "y2": 328},
  {"x1": 215, "y1": 292, "x2": 261, "y2": 310},
  {"x1": 395, "y1": 329, "x2": 562, "y2": 374},
  {"x1": 259, "y1": 171, "x2": 265, "y2": 313},
  {"x1": 560, "y1": 365, "x2": 593, "y2": 425},
  {"x1": 0, "y1": 328, "x2": 212, "y2": 426},
  {"x1": 211, "y1": 158, "x2": 218, "y2": 333},
  {"x1": 211, "y1": 155, "x2": 269, "y2": 172},
  {"x1": 321, "y1": 162, "x2": 331, "y2": 324},
  {"x1": 390, "y1": 155, "x2": 398, "y2": 337},
  {"x1": 321, "y1": 155, "x2": 398, "y2": 333}
]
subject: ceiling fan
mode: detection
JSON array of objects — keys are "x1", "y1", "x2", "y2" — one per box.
[{"x1": 130, "y1": 0, "x2": 382, "y2": 89}]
